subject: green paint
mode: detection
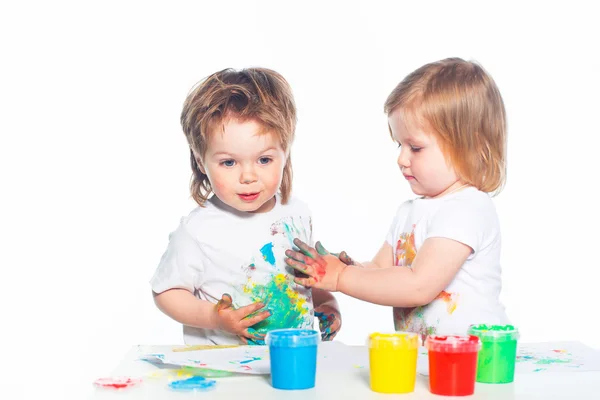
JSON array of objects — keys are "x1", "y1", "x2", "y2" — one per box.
[
  {"x1": 468, "y1": 324, "x2": 519, "y2": 383},
  {"x1": 181, "y1": 366, "x2": 234, "y2": 378},
  {"x1": 535, "y1": 358, "x2": 571, "y2": 365},
  {"x1": 244, "y1": 273, "x2": 309, "y2": 338},
  {"x1": 315, "y1": 241, "x2": 328, "y2": 255}
]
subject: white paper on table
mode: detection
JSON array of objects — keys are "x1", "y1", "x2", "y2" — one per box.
[
  {"x1": 139, "y1": 341, "x2": 432, "y2": 376},
  {"x1": 515, "y1": 341, "x2": 600, "y2": 373},
  {"x1": 140, "y1": 341, "x2": 600, "y2": 377},
  {"x1": 140, "y1": 345, "x2": 271, "y2": 375}
]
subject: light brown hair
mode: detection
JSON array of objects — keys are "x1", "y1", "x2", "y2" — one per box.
[
  {"x1": 384, "y1": 58, "x2": 507, "y2": 195},
  {"x1": 180, "y1": 68, "x2": 297, "y2": 206}
]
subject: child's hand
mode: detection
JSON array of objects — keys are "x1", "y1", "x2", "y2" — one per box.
[
  {"x1": 314, "y1": 306, "x2": 341, "y2": 341},
  {"x1": 285, "y1": 238, "x2": 348, "y2": 291},
  {"x1": 214, "y1": 294, "x2": 271, "y2": 344}
]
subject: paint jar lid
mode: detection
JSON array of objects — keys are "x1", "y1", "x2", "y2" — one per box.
[
  {"x1": 425, "y1": 335, "x2": 481, "y2": 353},
  {"x1": 368, "y1": 331, "x2": 419, "y2": 350},
  {"x1": 467, "y1": 324, "x2": 520, "y2": 341},
  {"x1": 265, "y1": 328, "x2": 319, "y2": 347}
]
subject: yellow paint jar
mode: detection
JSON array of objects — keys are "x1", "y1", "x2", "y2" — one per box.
[{"x1": 368, "y1": 332, "x2": 418, "y2": 393}]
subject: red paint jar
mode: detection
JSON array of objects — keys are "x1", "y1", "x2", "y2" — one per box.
[{"x1": 425, "y1": 335, "x2": 481, "y2": 396}]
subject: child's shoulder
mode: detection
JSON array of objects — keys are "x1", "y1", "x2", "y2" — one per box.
[
  {"x1": 441, "y1": 187, "x2": 497, "y2": 214},
  {"x1": 280, "y1": 194, "x2": 311, "y2": 215},
  {"x1": 178, "y1": 198, "x2": 225, "y2": 233},
  {"x1": 393, "y1": 198, "x2": 417, "y2": 214}
]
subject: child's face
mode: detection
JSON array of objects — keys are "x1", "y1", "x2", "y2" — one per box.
[
  {"x1": 388, "y1": 109, "x2": 461, "y2": 198},
  {"x1": 200, "y1": 118, "x2": 286, "y2": 213}
]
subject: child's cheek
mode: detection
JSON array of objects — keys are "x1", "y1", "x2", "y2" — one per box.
[{"x1": 208, "y1": 170, "x2": 232, "y2": 196}]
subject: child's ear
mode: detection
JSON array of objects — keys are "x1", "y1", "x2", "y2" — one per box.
[
  {"x1": 197, "y1": 159, "x2": 206, "y2": 174},
  {"x1": 191, "y1": 148, "x2": 206, "y2": 174}
]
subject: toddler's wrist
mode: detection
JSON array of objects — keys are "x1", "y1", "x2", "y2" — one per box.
[{"x1": 336, "y1": 265, "x2": 349, "y2": 292}]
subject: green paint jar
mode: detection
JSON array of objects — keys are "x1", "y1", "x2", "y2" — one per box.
[{"x1": 467, "y1": 324, "x2": 519, "y2": 384}]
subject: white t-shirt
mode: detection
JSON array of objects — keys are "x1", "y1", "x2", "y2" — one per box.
[
  {"x1": 386, "y1": 186, "x2": 509, "y2": 341},
  {"x1": 150, "y1": 194, "x2": 315, "y2": 345}
]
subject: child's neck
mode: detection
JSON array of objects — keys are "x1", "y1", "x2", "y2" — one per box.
[{"x1": 425, "y1": 182, "x2": 470, "y2": 199}]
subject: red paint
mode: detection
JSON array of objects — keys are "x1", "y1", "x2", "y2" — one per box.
[
  {"x1": 426, "y1": 335, "x2": 480, "y2": 396},
  {"x1": 314, "y1": 265, "x2": 326, "y2": 279},
  {"x1": 94, "y1": 377, "x2": 141, "y2": 389}
]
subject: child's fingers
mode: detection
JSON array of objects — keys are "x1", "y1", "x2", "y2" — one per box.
[
  {"x1": 293, "y1": 276, "x2": 316, "y2": 287},
  {"x1": 216, "y1": 293, "x2": 234, "y2": 311},
  {"x1": 285, "y1": 249, "x2": 309, "y2": 264},
  {"x1": 241, "y1": 329, "x2": 266, "y2": 341},
  {"x1": 236, "y1": 301, "x2": 266, "y2": 319},
  {"x1": 339, "y1": 251, "x2": 355, "y2": 265},
  {"x1": 315, "y1": 241, "x2": 329, "y2": 255},
  {"x1": 241, "y1": 310, "x2": 271, "y2": 328},
  {"x1": 248, "y1": 328, "x2": 266, "y2": 340},
  {"x1": 239, "y1": 336, "x2": 248, "y2": 345},
  {"x1": 285, "y1": 257, "x2": 315, "y2": 277},
  {"x1": 293, "y1": 238, "x2": 319, "y2": 260}
]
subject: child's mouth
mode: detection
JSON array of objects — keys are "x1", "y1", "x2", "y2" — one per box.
[{"x1": 238, "y1": 192, "x2": 260, "y2": 201}]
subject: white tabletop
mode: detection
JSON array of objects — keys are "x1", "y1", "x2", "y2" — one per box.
[{"x1": 89, "y1": 342, "x2": 600, "y2": 399}]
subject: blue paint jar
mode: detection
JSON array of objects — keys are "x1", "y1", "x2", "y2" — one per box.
[{"x1": 265, "y1": 328, "x2": 319, "y2": 390}]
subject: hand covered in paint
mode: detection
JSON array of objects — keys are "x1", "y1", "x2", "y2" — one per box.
[
  {"x1": 314, "y1": 305, "x2": 341, "y2": 341},
  {"x1": 214, "y1": 294, "x2": 271, "y2": 344},
  {"x1": 285, "y1": 238, "x2": 349, "y2": 291}
]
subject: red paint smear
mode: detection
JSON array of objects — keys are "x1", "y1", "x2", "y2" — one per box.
[
  {"x1": 315, "y1": 265, "x2": 326, "y2": 279},
  {"x1": 94, "y1": 377, "x2": 141, "y2": 389}
]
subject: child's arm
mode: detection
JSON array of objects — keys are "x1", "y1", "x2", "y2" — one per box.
[
  {"x1": 315, "y1": 241, "x2": 390, "y2": 269},
  {"x1": 312, "y1": 288, "x2": 341, "y2": 341},
  {"x1": 153, "y1": 289, "x2": 270, "y2": 343},
  {"x1": 363, "y1": 242, "x2": 394, "y2": 269},
  {"x1": 286, "y1": 237, "x2": 471, "y2": 308}
]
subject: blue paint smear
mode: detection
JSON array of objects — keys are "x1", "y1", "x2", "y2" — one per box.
[
  {"x1": 239, "y1": 356, "x2": 262, "y2": 364},
  {"x1": 260, "y1": 242, "x2": 276, "y2": 266},
  {"x1": 168, "y1": 376, "x2": 216, "y2": 392}
]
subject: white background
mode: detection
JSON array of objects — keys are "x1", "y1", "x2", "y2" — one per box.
[{"x1": 1, "y1": 1, "x2": 599, "y2": 398}]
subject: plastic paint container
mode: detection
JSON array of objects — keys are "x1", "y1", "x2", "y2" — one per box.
[
  {"x1": 426, "y1": 335, "x2": 481, "y2": 396},
  {"x1": 467, "y1": 324, "x2": 519, "y2": 383},
  {"x1": 265, "y1": 328, "x2": 319, "y2": 390},
  {"x1": 368, "y1": 332, "x2": 418, "y2": 393}
]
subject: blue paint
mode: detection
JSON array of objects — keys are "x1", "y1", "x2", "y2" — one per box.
[
  {"x1": 168, "y1": 376, "x2": 216, "y2": 392},
  {"x1": 247, "y1": 328, "x2": 265, "y2": 345},
  {"x1": 239, "y1": 356, "x2": 262, "y2": 364},
  {"x1": 260, "y1": 243, "x2": 276, "y2": 266},
  {"x1": 266, "y1": 329, "x2": 319, "y2": 390}
]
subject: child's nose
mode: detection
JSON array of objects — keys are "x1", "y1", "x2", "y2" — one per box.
[
  {"x1": 240, "y1": 166, "x2": 258, "y2": 184},
  {"x1": 397, "y1": 150, "x2": 410, "y2": 168}
]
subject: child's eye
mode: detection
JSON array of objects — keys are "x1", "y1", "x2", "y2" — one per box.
[
  {"x1": 221, "y1": 159, "x2": 236, "y2": 167},
  {"x1": 259, "y1": 157, "x2": 272, "y2": 165},
  {"x1": 397, "y1": 142, "x2": 402, "y2": 148},
  {"x1": 410, "y1": 146, "x2": 422, "y2": 152}
]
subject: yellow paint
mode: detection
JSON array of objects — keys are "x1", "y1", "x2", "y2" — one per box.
[
  {"x1": 274, "y1": 273, "x2": 286, "y2": 285},
  {"x1": 172, "y1": 344, "x2": 240, "y2": 352},
  {"x1": 368, "y1": 332, "x2": 418, "y2": 394}
]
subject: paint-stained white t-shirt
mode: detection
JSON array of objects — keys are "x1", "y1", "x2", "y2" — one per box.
[
  {"x1": 150, "y1": 194, "x2": 314, "y2": 345},
  {"x1": 386, "y1": 187, "x2": 509, "y2": 342}
]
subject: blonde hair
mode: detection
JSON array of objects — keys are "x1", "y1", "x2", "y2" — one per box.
[
  {"x1": 384, "y1": 58, "x2": 507, "y2": 195},
  {"x1": 180, "y1": 68, "x2": 297, "y2": 206}
]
